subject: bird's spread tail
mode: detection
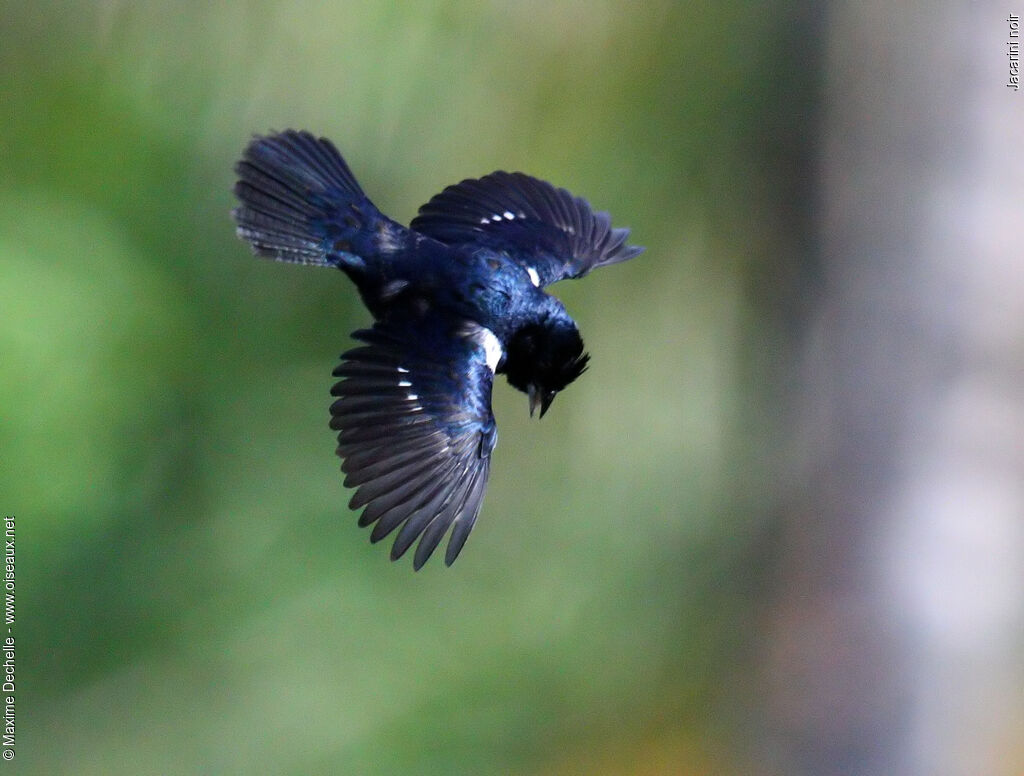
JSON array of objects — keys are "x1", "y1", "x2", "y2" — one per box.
[{"x1": 233, "y1": 130, "x2": 386, "y2": 269}]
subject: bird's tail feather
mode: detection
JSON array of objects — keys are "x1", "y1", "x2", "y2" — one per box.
[{"x1": 232, "y1": 130, "x2": 381, "y2": 268}]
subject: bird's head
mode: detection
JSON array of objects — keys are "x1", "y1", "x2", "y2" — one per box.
[{"x1": 503, "y1": 317, "x2": 589, "y2": 418}]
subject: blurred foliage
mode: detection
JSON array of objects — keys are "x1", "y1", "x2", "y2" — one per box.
[{"x1": 1, "y1": 2, "x2": 818, "y2": 773}]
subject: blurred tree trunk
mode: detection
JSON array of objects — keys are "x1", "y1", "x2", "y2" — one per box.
[{"x1": 762, "y1": 3, "x2": 1024, "y2": 775}]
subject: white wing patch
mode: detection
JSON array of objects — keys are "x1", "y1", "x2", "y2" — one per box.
[
  {"x1": 459, "y1": 321, "x2": 504, "y2": 374},
  {"x1": 526, "y1": 266, "x2": 540, "y2": 287},
  {"x1": 479, "y1": 210, "x2": 526, "y2": 225},
  {"x1": 479, "y1": 328, "x2": 503, "y2": 372}
]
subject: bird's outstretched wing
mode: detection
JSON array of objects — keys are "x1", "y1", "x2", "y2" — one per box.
[
  {"x1": 410, "y1": 171, "x2": 644, "y2": 287},
  {"x1": 233, "y1": 130, "x2": 414, "y2": 268},
  {"x1": 330, "y1": 314, "x2": 498, "y2": 569}
]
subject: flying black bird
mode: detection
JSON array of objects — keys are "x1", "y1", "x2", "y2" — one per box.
[{"x1": 232, "y1": 130, "x2": 643, "y2": 569}]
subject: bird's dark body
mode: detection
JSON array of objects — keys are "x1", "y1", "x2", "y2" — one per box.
[
  {"x1": 233, "y1": 130, "x2": 642, "y2": 569},
  {"x1": 346, "y1": 237, "x2": 545, "y2": 342}
]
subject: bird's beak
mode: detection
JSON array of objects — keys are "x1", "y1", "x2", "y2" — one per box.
[{"x1": 528, "y1": 385, "x2": 556, "y2": 418}]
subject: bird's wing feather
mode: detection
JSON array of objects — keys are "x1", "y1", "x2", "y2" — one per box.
[
  {"x1": 410, "y1": 171, "x2": 643, "y2": 286},
  {"x1": 330, "y1": 315, "x2": 498, "y2": 569}
]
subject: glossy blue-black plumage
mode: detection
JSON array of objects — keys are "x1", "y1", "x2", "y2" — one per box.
[{"x1": 233, "y1": 130, "x2": 642, "y2": 568}]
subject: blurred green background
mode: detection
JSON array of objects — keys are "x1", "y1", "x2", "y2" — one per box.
[{"x1": 4, "y1": 2, "x2": 1021, "y2": 775}]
